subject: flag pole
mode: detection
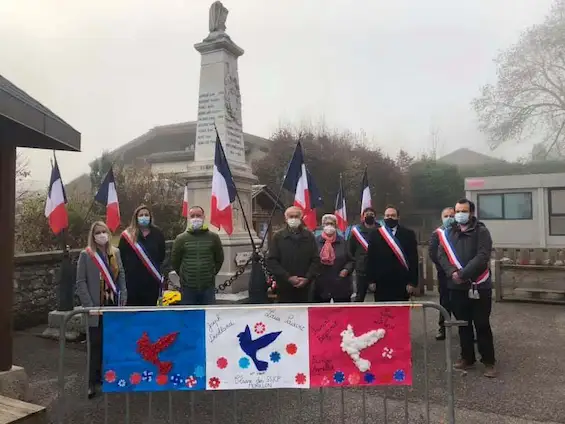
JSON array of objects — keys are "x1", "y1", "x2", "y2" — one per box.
[
  {"x1": 258, "y1": 140, "x2": 301, "y2": 249},
  {"x1": 214, "y1": 125, "x2": 257, "y2": 252}
]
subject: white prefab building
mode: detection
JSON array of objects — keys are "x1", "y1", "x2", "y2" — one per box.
[{"x1": 465, "y1": 173, "x2": 565, "y2": 248}]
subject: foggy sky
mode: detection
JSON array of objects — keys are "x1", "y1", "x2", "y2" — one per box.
[{"x1": 0, "y1": 0, "x2": 554, "y2": 186}]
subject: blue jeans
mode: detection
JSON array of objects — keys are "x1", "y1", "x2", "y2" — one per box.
[{"x1": 180, "y1": 286, "x2": 216, "y2": 305}]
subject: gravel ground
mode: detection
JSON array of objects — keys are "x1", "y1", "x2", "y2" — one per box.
[{"x1": 13, "y1": 293, "x2": 565, "y2": 424}]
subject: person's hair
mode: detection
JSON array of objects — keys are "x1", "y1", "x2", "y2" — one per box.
[
  {"x1": 441, "y1": 206, "x2": 455, "y2": 216},
  {"x1": 321, "y1": 214, "x2": 337, "y2": 226},
  {"x1": 362, "y1": 207, "x2": 376, "y2": 215},
  {"x1": 127, "y1": 204, "x2": 152, "y2": 242},
  {"x1": 188, "y1": 205, "x2": 205, "y2": 215},
  {"x1": 384, "y1": 204, "x2": 400, "y2": 216},
  {"x1": 456, "y1": 198, "x2": 475, "y2": 213},
  {"x1": 284, "y1": 206, "x2": 303, "y2": 219},
  {"x1": 87, "y1": 221, "x2": 113, "y2": 256}
]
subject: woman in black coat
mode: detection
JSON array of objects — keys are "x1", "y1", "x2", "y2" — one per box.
[
  {"x1": 313, "y1": 214, "x2": 355, "y2": 303},
  {"x1": 118, "y1": 205, "x2": 166, "y2": 306}
]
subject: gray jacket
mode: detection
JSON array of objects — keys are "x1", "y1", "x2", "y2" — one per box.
[
  {"x1": 437, "y1": 218, "x2": 493, "y2": 290},
  {"x1": 76, "y1": 247, "x2": 127, "y2": 326}
]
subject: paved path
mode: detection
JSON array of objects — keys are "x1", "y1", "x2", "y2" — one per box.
[{"x1": 13, "y1": 294, "x2": 565, "y2": 423}]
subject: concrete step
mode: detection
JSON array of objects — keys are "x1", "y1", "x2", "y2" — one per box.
[{"x1": 0, "y1": 395, "x2": 46, "y2": 424}]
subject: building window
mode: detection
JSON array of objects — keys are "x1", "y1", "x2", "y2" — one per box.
[
  {"x1": 548, "y1": 189, "x2": 565, "y2": 235},
  {"x1": 477, "y1": 192, "x2": 532, "y2": 220}
]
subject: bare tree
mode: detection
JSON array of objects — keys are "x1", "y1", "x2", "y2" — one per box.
[
  {"x1": 472, "y1": 0, "x2": 565, "y2": 157},
  {"x1": 16, "y1": 152, "x2": 31, "y2": 200}
]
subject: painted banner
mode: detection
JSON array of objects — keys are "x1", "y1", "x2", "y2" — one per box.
[
  {"x1": 308, "y1": 306, "x2": 412, "y2": 387},
  {"x1": 101, "y1": 306, "x2": 411, "y2": 393}
]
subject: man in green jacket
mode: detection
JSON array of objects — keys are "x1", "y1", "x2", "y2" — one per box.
[{"x1": 171, "y1": 206, "x2": 224, "y2": 305}]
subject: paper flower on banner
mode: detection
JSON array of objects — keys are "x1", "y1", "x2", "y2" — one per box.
[
  {"x1": 286, "y1": 343, "x2": 298, "y2": 355},
  {"x1": 333, "y1": 371, "x2": 345, "y2": 384},
  {"x1": 136, "y1": 331, "x2": 179, "y2": 375},
  {"x1": 185, "y1": 376, "x2": 197, "y2": 388},
  {"x1": 238, "y1": 357, "x2": 250, "y2": 369},
  {"x1": 209, "y1": 377, "x2": 220, "y2": 389},
  {"x1": 118, "y1": 379, "x2": 127, "y2": 388},
  {"x1": 393, "y1": 370, "x2": 406, "y2": 382},
  {"x1": 104, "y1": 370, "x2": 117, "y2": 384},
  {"x1": 270, "y1": 351, "x2": 281, "y2": 363},
  {"x1": 382, "y1": 347, "x2": 394, "y2": 359},
  {"x1": 254, "y1": 322, "x2": 266, "y2": 334},
  {"x1": 364, "y1": 373, "x2": 375, "y2": 384},
  {"x1": 295, "y1": 373, "x2": 307, "y2": 385},
  {"x1": 156, "y1": 374, "x2": 168, "y2": 386},
  {"x1": 216, "y1": 357, "x2": 228, "y2": 369},
  {"x1": 348, "y1": 373, "x2": 361, "y2": 385},
  {"x1": 194, "y1": 365, "x2": 205, "y2": 378},
  {"x1": 170, "y1": 374, "x2": 183, "y2": 386},
  {"x1": 321, "y1": 376, "x2": 330, "y2": 386},
  {"x1": 141, "y1": 371, "x2": 153, "y2": 382},
  {"x1": 129, "y1": 373, "x2": 142, "y2": 385}
]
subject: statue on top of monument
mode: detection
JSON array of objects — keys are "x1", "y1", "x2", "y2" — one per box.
[{"x1": 209, "y1": 1, "x2": 228, "y2": 33}]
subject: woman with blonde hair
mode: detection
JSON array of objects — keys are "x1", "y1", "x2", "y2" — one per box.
[
  {"x1": 313, "y1": 214, "x2": 355, "y2": 302},
  {"x1": 76, "y1": 221, "x2": 127, "y2": 399},
  {"x1": 118, "y1": 205, "x2": 166, "y2": 306}
]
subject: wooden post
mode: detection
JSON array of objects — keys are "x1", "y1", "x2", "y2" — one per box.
[
  {"x1": 0, "y1": 143, "x2": 16, "y2": 371},
  {"x1": 494, "y1": 259, "x2": 503, "y2": 302}
]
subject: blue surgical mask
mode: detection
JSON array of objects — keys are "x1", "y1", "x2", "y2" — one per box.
[
  {"x1": 455, "y1": 212, "x2": 469, "y2": 224},
  {"x1": 138, "y1": 216, "x2": 150, "y2": 226},
  {"x1": 442, "y1": 217, "x2": 455, "y2": 227}
]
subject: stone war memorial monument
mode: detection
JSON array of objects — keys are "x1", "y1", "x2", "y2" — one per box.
[{"x1": 182, "y1": 1, "x2": 260, "y2": 298}]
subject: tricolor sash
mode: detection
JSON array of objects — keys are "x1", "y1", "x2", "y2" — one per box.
[
  {"x1": 351, "y1": 226, "x2": 369, "y2": 251},
  {"x1": 85, "y1": 247, "x2": 119, "y2": 295},
  {"x1": 436, "y1": 228, "x2": 489, "y2": 284},
  {"x1": 121, "y1": 231, "x2": 164, "y2": 284},
  {"x1": 377, "y1": 222, "x2": 409, "y2": 270}
]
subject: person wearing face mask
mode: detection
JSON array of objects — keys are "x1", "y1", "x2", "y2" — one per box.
[
  {"x1": 170, "y1": 206, "x2": 224, "y2": 305},
  {"x1": 76, "y1": 221, "x2": 127, "y2": 398},
  {"x1": 118, "y1": 205, "x2": 166, "y2": 306},
  {"x1": 428, "y1": 207, "x2": 455, "y2": 340},
  {"x1": 349, "y1": 207, "x2": 377, "y2": 302},
  {"x1": 365, "y1": 205, "x2": 419, "y2": 302},
  {"x1": 313, "y1": 214, "x2": 355, "y2": 302},
  {"x1": 437, "y1": 198, "x2": 496, "y2": 378},
  {"x1": 267, "y1": 206, "x2": 321, "y2": 303}
]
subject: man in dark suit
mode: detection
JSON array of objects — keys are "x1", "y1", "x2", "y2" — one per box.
[{"x1": 365, "y1": 205, "x2": 419, "y2": 301}]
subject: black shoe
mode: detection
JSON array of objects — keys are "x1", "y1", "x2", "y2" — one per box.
[
  {"x1": 88, "y1": 385, "x2": 96, "y2": 399},
  {"x1": 435, "y1": 329, "x2": 446, "y2": 340}
]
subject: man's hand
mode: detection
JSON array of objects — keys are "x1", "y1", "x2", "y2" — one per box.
[
  {"x1": 289, "y1": 276, "x2": 300, "y2": 287},
  {"x1": 406, "y1": 285, "x2": 417, "y2": 296},
  {"x1": 369, "y1": 283, "x2": 376, "y2": 292},
  {"x1": 296, "y1": 277, "x2": 309, "y2": 288},
  {"x1": 339, "y1": 269, "x2": 348, "y2": 278},
  {"x1": 452, "y1": 271, "x2": 463, "y2": 284}
]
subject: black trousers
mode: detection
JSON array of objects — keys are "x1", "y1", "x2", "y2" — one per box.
[
  {"x1": 89, "y1": 318, "x2": 103, "y2": 387},
  {"x1": 355, "y1": 273, "x2": 369, "y2": 302},
  {"x1": 127, "y1": 285, "x2": 160, "y2": 306},
  {"x1": 438, "y1": 278, "x2": 451, "y2": 329},
  {"x1": 450, "y1": 289, "x2": 495, "y2": 365}
]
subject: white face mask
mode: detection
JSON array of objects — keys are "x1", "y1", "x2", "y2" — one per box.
[
  {"x1": 190, "y1": 218, "x2": 204, "y2": 230},
  {"x1": 455, "y1": 212, "x2": 470, "y2": 224},
  {"x1": 94, "y1": 233, "x2": 109, "y2": 245},
  {"x1": 287, "y1": 218, "x2": 301, "y2": 228},
  {"x1": 323, "y1": 225, "x2": 336, "y2": 235}
]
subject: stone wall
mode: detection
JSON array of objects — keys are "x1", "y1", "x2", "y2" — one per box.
[{"x1": 12, "y1": 242, "x2": 174, "y2": 330}]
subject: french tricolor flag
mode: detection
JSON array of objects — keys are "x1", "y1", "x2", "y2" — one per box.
[
  {"x1": 182, "y1": 184, "x2": 189, "y2": 218},
  {"x1": 95, "y1": 167, "x2": 121, "y2": 232},
  {"x1": 334, "y1": 175, "x2": 348, "y2": 232},
  {"x1": 282, "y1": 142, "x2": 323, "y2": 231},
  {"x1": 360, "y1": 167, "x2": 372, "y2": 215},
  {"x1": 210, "y1": 131, "x2": 237, "y2": 235},
  {"x1": 44, "y1": 157, "x2": 68, "y2": 235}
]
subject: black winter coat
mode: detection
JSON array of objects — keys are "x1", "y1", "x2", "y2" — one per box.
[{"x1": 314, "y1": 234, "x2": 355, "y2": 301}]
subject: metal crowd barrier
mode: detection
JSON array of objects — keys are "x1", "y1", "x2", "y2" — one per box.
[{"x1": 57, "y1": 302, "x2": 459, "y2": 424}]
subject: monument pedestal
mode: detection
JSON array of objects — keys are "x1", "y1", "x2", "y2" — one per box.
[{"x1": 0, "y1": 366, "x2": 30, "y2": 402}]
